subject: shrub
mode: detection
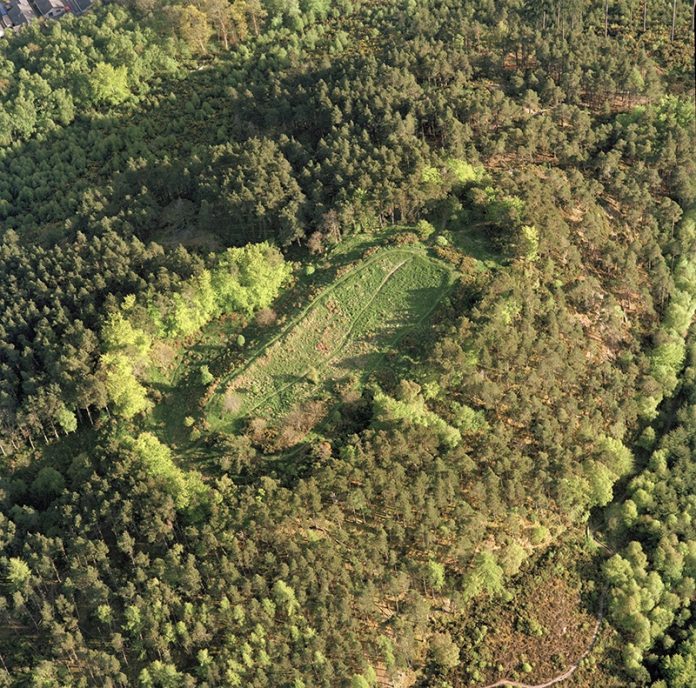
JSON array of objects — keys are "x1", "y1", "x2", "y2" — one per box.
[
  {"x1": 390, "y1": 231, "x2": 419, "y2": 245},
  {"x1": 434, "y1": 244, "x2": 463, "y2": 266},
  {"x1": 255, "y1": 308, "x2": 278, "y2": 327},
  {"x1": 530, "y1": 525, "x2": 550, "y2": 545},
  {"x1": 307, "y1": 231, "x2": 325, "y2": 255},
  {"x1": 429, "y1": 632, "x2": 460, "y2": 669},
  {"x1": 200, "y1": 365, "x2": 214, "y2": 385},
  {"x1": 416, "y1": 219, "x2": 436, "y2": 239}
]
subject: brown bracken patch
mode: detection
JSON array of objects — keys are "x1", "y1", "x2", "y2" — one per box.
[{"x1": 452, "y1": 554, "x2": 623, "y2": 688}]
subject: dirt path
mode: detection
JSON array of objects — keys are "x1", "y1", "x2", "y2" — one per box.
[
  {"x1": 209, "y1": 246, "x2": 454, "y2": 426},
  {"x1": 238, "y1": 256, "x2": 412, "y2": 417},
  {"x1": 209, "y1": 248, "x2": 421, "y2": 406},
  {"x1": 478, "y1": 595, "x2": 605, "y2": 688}
]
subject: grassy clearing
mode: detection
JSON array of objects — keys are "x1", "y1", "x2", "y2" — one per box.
[{"x1": 207, "y1": 247, "x2": 454, "y2": 431}]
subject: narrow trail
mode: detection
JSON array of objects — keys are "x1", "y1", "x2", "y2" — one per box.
[
  {"x1": 238, "y1": 256, "x2": 411, "y2": 417},
  {"x1": 207, "y1": 247, "x2": 426, "y2": 418},
  {"x1": 477, "y1": 594, "x2": 605, "y2": 688}
]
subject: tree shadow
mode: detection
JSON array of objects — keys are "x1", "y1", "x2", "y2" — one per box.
[{"x1": 1, "y1": 49, "x2": 359, "y2": 248}]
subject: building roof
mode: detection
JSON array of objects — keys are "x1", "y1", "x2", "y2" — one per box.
[
  {"x1": 35, "y1": 0, "x2": 65, "y2": 15},
  {"x1": 68, "y1": 0, "x2": 91, "y2": 14},
  {"x1": 7, "y1": 0, "x2": 36, "y2": 25}
]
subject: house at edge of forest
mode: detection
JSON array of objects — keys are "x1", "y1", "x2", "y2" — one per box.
[
  {"x1": 6, "y1": 0, "x2": 36, "y2": 26},
  {"x1": 35, "y1": 0, "x2": 67, "y2": 17}
]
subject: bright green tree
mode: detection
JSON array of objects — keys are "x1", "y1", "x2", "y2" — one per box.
[
  {"x1": 56, "y1": 406, "x2": 78, "y2": 434},
  {"x1": 212, "y1": 242, "x2": 292, "y2": 315},
  {"x1": 6, "y1": 558, "x2": 31, "y2": 592},
  {"x1": 101, "y1": 353, "x2": 151, "y2": 418},
  {"x1": 272, "y1": 579, "x2": 300, "y2": 616},
  {"x1": 461, "y1": 551, "x2": 505, "y2": 600},
  {"x1": 426, "y1": 560, "x2": 446, "y2": 591},
  {"x1": 429, "y1": 632, "x2": 460, "y2": 669},
  {"x1": 89, "y1": 63, "x2": 130, "y2": 105},
  {"x1": 30, "y1": 467, "x2": 65, "y2": 502}
]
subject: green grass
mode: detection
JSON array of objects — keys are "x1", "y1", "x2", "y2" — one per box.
[
  {"x1": 206, "y1": 247, "x2": 455, "y2": 431},
  {"x1": 450, "y1": 223, "x2": 501, "y2": 267}
]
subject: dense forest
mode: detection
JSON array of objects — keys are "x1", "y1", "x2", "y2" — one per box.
[{"x1": 0, "y1": 0, "x2": 694, "y2": 686}]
